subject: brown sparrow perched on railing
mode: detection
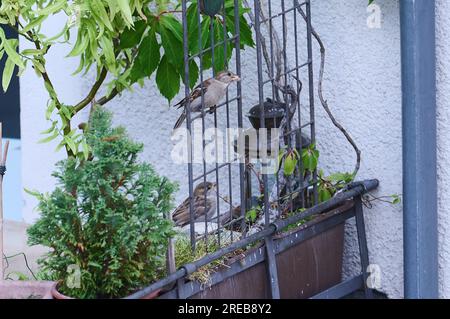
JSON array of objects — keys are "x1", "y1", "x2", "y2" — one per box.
[
  {"x1": 173, "y1": 71, "x2": 241, "y2": 130},
  {"x1": 172, "y1": 182, "x2": 217, "y2": 228}
]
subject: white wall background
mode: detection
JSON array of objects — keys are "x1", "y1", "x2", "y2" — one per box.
[{"x1": 17, "y1": 0, "x2": 450, "y2": 298}]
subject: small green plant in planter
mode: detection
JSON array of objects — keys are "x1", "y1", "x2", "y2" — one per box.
[{"x1": 26, "y1": 107, "x2": 177, "y2": 299}]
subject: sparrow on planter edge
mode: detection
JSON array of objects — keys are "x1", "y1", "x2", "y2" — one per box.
[{"x1": 172, "y1": 182, "x2": 217, "y2": 228}]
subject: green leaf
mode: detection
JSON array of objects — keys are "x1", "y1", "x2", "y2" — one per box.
[
  {"x1": 160, "y1": 15, "x2": 183, "y2": 42},
  {"x1": 302, "y1": 147, "x2": 319, "y2": 171},
  {"x1": 120, "y1": 21, "x2": 147, "y2": 49},
  {"x1": 24, "y1": 188, "x2": 42, "y2": 198},
  {"x1": 46, "y1": 100, "x2": 57, "y2": 120},
  {"x1": 64, "y1": 136, "x2": 78, "y2": 155},
  {"x1": 284, "y1": 152, "x2": 298, "y2": 176},
  {"x1": 319, "y1": 187, "x2": 332, "y2": 203},
  {"x1": 81, "y1": 139, "x2": 90, "y2": 160},
  {"x1": 117, "y1": 0, "x2": 134, "y2": 26},
  {"x1": 22, "y1": 15, "x2": 47, "y2": 33},
  {"x1": 156, "y1": 55, "x2": 180, "y2": 102},
  {"x1": 159, "y1": 22, "x2": 184, "y2": 69},
  {"x1": 0, "y1": 30, "x2": 25, "y2": 68},
  {"x1": 187, "y1": 2, "x2": 200, "y2": 53},
  {"x1": 37, "y1": 0, "x2": 66, "y2": 16},
  {"x1": 40, "y1": 121, "x2": 57, "y2": 135},
  {"x1": 2, "y1": 57, "x2": 15, "y2": 92},
  {"x1": 38, "y1": 130, "x2": 59, "y2": 143},
  {"x1": 181, "y1": 60, "x2": 199, "y2": 89},
  {"x1": 21, "y1": 49, "x2": 44, "y2": 56},
  {"x1": 67, "y1": 31, "x2": 89, "y2": 57},
  {"x1": 89, "y1": 0, "x2": 114, "y2": 32},
  {"x1": 99, "y1": 37, "x2": 116, "y2": 72},
  {"x1": 130, "y1": 30, "x2": 161, "y2": 82}
]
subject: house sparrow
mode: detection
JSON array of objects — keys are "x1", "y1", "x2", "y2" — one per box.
[
  {"x1": 172, "y1": 182, "x2": 217, "y2": 228},
  {"x1": 173, "y1": 71, "x2": 241, "y2": 130}
]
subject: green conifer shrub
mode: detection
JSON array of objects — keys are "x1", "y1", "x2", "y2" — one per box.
[{"x1": 27, "y1": 107, "x2": 176, "y2": 298}]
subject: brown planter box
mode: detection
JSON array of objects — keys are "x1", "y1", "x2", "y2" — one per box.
[
  {"x1": 0, "y1": 281, "x2": 54, "y2": 299},
  {"x1": 161, "y1": 200, "x2": 354, "y2": 299}
]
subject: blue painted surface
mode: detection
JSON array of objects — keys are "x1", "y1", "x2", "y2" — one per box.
[
  {"x1": 3, "y1": 138, "x2": 22, "y2": 221},
  {"x1": 400, "y1": 0, "x2": 438, "y2": 299}
]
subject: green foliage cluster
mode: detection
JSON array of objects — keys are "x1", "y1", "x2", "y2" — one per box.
[
  {"x1": 27, "y1": 107, "x2": 177, "y2": 299},
  {"x1": 0, "y1": 0, "x2": 253, "y2": 158}
]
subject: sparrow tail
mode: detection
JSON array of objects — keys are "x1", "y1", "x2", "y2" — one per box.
[{"x1": 174, "y1": 111, "x2": 187, "y2": 130}]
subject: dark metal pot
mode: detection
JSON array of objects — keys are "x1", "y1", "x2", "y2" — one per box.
[
  {"x1": 199, "y1": 0, "x2": 224, "y2": 16},
  {"x1": 247, "y1": 98, "x2": 286, "y2": 130}
]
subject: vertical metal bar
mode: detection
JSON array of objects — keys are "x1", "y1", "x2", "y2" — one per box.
[
  {"x1": 305, "y1": 0, "x2": 318, "y2": 205},
  {"x1": 197, "y1": 2, "x2": 208, "y2": 251},
  {"x1": 293, "y1": 0, "x2": 305, "y2": 208},
  {"x1": 182, "y1": 0, "x2": 196, "y2": 251},
  {"x1": 255, "y1": 0, "x2": 281, "y2": 300},
  {"x1": 254, "y1": 0, "x2": 270, "y2": 227},
  {"x1": 234, "y1": 0, "x2": 247, "y2": 239},
  {"x1": 177, "y1": 279, "x2": 189, "y2": 299},
  {"x1": 400, "y1": 0, "x2": 438, "y2": 299},
  {"x1": 280, "y1": 0, "x2": 293, "y2": 215},
  {"x1": 354, "y1": 196, "x2": 374, "y2": 299},
  {"x1": 265, "y1": 237, "x2": 281, "y2": 299},
  {"x1": 223, "y1": 0, "x2": 234, "y2": 243},
  {"x1": 210, "y1": 16, "x2": 221, "y2": 248},
  {"x1": 267, "y1": 0, "x2": 282, "y2": 220}
]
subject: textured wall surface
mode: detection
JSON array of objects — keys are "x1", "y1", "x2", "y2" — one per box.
[
  {"x1": 436, "y1": 0, "x2": 450, "y2": 299},
  {"x1": 309, "y1": 0, "x2": 403, "y2": 298},
  {"x1": 18, "y1": 0, "x2": 449, "y2": 299},
  {"x1": 20, "y1": 13, "x2": 86, "y2": 223}
]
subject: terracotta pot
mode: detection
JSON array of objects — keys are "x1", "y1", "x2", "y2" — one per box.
[{"x1": 51, "y1": 282, "x2": 162, "y2": 299}]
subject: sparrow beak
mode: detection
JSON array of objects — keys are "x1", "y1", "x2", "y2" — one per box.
[{"x1": 231, "y1": 75, "x2": 241, "y2": 82}]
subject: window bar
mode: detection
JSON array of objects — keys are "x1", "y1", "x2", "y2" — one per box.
[
  {"x1": 210, "y1": 12, "x2": 222, "y2": 248},
  {"x1": 293, "y1": 0, "x2": 305, "y2": 208},
  {"x1": 266, "y1": 0, "x2": 282, "y2": 220},
  {"x1": 305, "y1": 0, "x2": 318, "y2": 205},
  {"x1": 254, "y1": 0, "x2": 270, "y2": 229},
  {"x1": 182, "y1": 0, "x2": 196, "y2": 252},
  {"x1": 196, "y1": 0, "x2": 209, "y2": 252},
  {"x1": 259, "y1": 2, "x2": 306, "y2": 24},
  {"x1": 188, "y1": 35, "x2": 239, "y2": 61},
  {"x1": 254, "y1": 0, "x2": 281, "y2": 299},
  {"x1": 222, "y1": 3, "x2": 235, "y2": 243},
  {"x1": 262, "y1": 61, "x2": 311, "y2": 85},
  {"x1": 281, "y1": 0, "x2": 294, "y2": 216},
  {"x1": 234, "y1": 0, "x2": 247, "y2": 239}
]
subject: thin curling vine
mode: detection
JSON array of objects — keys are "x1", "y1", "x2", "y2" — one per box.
[{"x1": 0, "y1": 0, "x2": 253, "y2": 158}]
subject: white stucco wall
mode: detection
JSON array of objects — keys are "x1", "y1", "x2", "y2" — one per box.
[
  {"x1": 436, "y1": 0, "x2": 450, "y2": 299},
  {"x1": 20, "y1": 13, "x2": 86, "y2": 223},
  {"x1": 17, "y1": 0, "x2": 450, "y2": 298}
]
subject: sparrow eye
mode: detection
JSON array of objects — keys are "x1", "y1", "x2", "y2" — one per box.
[{"x1": 228, "y1": 72, "x2": 231, "y2": 76}]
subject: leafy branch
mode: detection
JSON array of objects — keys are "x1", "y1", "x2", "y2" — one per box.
[{"x1": 0, "y1": 0, "x2": 254, "y2": 158}]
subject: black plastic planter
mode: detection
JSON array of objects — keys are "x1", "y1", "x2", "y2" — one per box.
[
  {"x1": 247, "y1": 98, "x2": 286, "y2": 130},
  {"x1": 200, "y1": 0, "x2": 224, "y2": 16}
]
